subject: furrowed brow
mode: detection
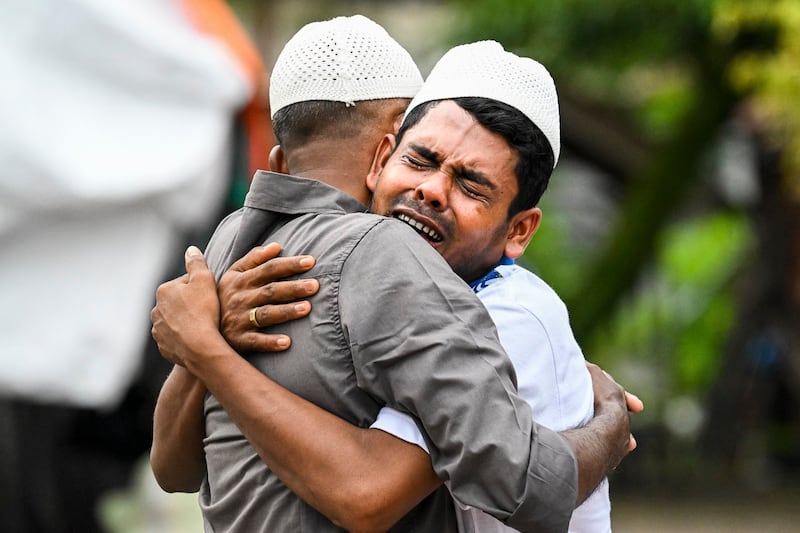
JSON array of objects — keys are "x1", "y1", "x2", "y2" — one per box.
[
  {"x1": 408, "y1": 142, "x2": 496, "y2": 190},
  {"x1": 408, "y1": 143, "x2": 441, "y2": 165},
  {"x1": 456, "y1": 167, "x2": 496, "y2": 190}
]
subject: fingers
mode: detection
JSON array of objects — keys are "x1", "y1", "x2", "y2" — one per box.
[
  {"x1": 256, "y1": 279, "x2": 319, "y2": 305},
  {"x1": 251, "y1": 255, "x2": 316, "y2": 285},
  {"x1": 216, "y1": 244, "x2": 317, "y2": 355},
  {"x1": 149, "y1": 304, "x2": 182, "y2": 366},
  {"x1": 620, "y1": 392, "x2": 641, "y2": 456},
  {"x1": 222, "y1": 301, "x2": 308, "y2": 353},
  {"x1": 184, "y1": 246, "x2": 211, "y2": 281},
  {"x1": 585, "y1": 363, "x2": 642, "y2": 462},
  {"x1": 229, "y1": 242, "x2": 283, "y2": 272},
  {"x1": 232, "y1": 332, "x2": 294, "y2": 353},
  {"x1": 625, "y1": 391, "x2": 644, "y2": 413},
  {"x1": 253, "y1": 300, "x2": 312, "y2": 327},
  {"x1": 228, "y1": 244, "x2": 316, "y2": 283}
]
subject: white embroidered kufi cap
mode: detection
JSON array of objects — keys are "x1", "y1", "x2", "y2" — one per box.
[
  {"x1": 406, "y1": 40, "x2": 561, "y2": 166},
  {"x1": 269, "y1": 15, "x2": 423, "y2": 117}
]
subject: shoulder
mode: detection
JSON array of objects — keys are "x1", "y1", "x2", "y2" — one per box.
[
  {"x1": 345, "y1": 213, "x2": 426, "y2": 243},
  {"x1": 480, "y1": 265, "x2": 569, "y2": 322},
  {"x1": 344, "y1": 215, "x2": 455, "y2": 275},
  {"x1": 479, "y1": 265, "x2": 582, "y2": 368},
  {"x1": 291, "y1": 212, "x2": 425, "y2": 278},
  {"x1": 204, "y1": 208, "x2": 245, "y2": 277},
  {"x1": 339, "y1": 217, "x2": 489, "y2": 333},
  {"x1": 213, "y1": 207, "x2": 245, "y2": 235}
]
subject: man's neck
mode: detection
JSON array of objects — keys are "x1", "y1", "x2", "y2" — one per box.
[{"x1": 286, "y1": 139, "x2": 372, "y2": 205}]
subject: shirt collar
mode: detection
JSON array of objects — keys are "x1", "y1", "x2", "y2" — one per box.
[
  {"x1": 244, "y1": 170, "x2": 368, "y2": 216},
  {"x1": 468, "y1": 256, "x2": 514, "y2": 293}
]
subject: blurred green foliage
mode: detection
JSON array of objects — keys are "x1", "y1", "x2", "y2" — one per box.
[
  {"x1": 715, "y1": 0, "x2": 800, "y2": 184},
  {"x1": 664, "y1": 214, "x2": 749, "y2": 392}
]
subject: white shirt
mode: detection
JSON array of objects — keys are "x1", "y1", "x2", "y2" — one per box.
[{"x1": 372, "y1": 263, "x2": 611, "y2": 532}]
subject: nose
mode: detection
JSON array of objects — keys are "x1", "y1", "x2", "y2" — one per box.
[{"x1": 414, "y1": 172, "x2": 450, "y2": 211}]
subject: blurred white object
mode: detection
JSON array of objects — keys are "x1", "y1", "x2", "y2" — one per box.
[{"x1": 0, "y1": 0, "x2": 251, "y2": 407}]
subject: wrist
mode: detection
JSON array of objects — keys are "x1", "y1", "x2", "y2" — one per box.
[
  {"x1": 593, "y1": 402, "x2": 630, "y2": 471},
  {"x1": 182, "y1": 329, "x2": 234, "y2": 377}
]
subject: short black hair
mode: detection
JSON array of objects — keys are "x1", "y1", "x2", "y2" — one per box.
[
  {"x1": 396, "y1": 98, "x2": 555, "y2": 217},
  {"x1": 272, "y1": 100, "x2": 392, "y2": 151}
]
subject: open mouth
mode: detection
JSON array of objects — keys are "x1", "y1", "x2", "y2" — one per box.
[{"x1": 395, "y1": 213, "x2": 443, "y2": 243}]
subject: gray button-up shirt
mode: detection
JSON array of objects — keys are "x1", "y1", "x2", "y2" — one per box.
[{"x1": 199, "y1": 171, "x2": 577, "y2": 532}]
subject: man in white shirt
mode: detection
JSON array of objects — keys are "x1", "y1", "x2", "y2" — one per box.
[{"x1": 364, "y1": 41, "x2": 611, "y2": 533}]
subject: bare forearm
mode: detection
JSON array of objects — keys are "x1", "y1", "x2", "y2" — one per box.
[
  {"x1": 151, "y1": 366, "x2": 207, "y2": 492},
  {"x1": 561, "y1": 404, "x2": 629, "y2": 505},
  {"x1": 561, "y1": 363, "x2": 636, "y2": 505},
  {"x1": 185, "y1": 333, "x2": 440, "y2": 532}
]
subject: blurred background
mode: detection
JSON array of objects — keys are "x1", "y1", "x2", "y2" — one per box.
[{"x1": 3, "y1": 0, "x2": 799, "y2": 531}]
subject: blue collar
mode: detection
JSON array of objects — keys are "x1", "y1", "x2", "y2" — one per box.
[{"x1": 468, "y1": 256, "x2": 514, "y2": 294}]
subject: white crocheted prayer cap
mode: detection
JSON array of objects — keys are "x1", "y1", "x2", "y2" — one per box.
[
  {"x1": 406, "y1": 40, "x2": 561, "y2": 166},
  {"x1": 270, "y1": 15, "x2": 423, "y2": 117}
]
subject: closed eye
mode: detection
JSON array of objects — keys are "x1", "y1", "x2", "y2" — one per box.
[
  {"x1": 458, "y1": 178, "x2": 488, "y2": 200},
  {"x1": 401, "y1": 154, "x2": 433, "y2": 170},
  {"x1": 455, "y1": 168, "x2": 494, "y2": 201},
  {"x1": 406, "y1": 143, "x2": 441, "y2": 169}
]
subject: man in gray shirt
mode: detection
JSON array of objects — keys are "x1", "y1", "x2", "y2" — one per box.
[{"x1": 151, "y1": 15, "x2": 635, "y2": 533}]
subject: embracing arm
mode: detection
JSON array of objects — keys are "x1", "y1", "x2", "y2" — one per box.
[
  {"x1": 150, "y1": 244, "x2": 318, "y2": 494},
  {"x1": 150, "y1": 366, "x2": 207, "y2": 492},
  {"x1": 563, "y1": 363, "x2": 642, "y2": 505},
  {"x1": 150, "y1": 246, "x2": 441, "y2": 532},
  {"x1": 185, "y1": 335, "x2": 440, "y2": 532}
]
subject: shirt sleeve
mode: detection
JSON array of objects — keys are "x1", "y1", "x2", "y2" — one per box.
[
  {"x1": 370, "y1": 407, "x2": 430, "y2": 453},
  {"x1": 339, "y1": 219, "x2": 578, "y2": 533}
]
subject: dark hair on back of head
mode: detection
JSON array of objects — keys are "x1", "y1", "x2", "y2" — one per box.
[
  {"x1": 273, "y1": 100, "x2": 387, "y2": 151},
  {"x1": 397, "y1": 97, "x2": 555, "y2": 217}
]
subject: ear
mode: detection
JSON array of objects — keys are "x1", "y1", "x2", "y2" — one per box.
[
  {"x1": 365, "y1": 134, "x2": 396, "y2": 192},
  {"x1": 269, "y1": 145, "x2": 289, "y2": 174},
  {"x1": 504, "y1": 207, "x2": 542, "y2": 259}
]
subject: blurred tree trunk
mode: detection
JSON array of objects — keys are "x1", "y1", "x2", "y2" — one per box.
[{"x1": 701, "y1": 135, "x2": 800, "y2": 475}]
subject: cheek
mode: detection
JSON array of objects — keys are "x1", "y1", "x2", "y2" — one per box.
[
  {"x1": 369, "y1": 192, "x2": 389, "y2": 216},
  {"x1": 453, "y1": 204, "x2": 493, "y2": 235},
  {"x1": 458, "y1": 214, "x2": 509, "y2": 250},
  {"x1": 379, "y1": 169, "x2": 418, "y2": 197},
  {"x1": 371, "y1": 181, "x2": 404, "y2": 215}
]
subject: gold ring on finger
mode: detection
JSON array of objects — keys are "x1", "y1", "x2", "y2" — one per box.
[{"x1": 249, "y1": 307, "x2": 262, "y2": 328}]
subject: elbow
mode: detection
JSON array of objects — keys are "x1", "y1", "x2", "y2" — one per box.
[
  {"x1": 326, "y1": 486, "x2": 399, "y2": 533},
  {"x1": 333, "y1": 513, "x2": 394, "y2": 533},
  {"x1": 151, "y1": 467, "x2": 203, "y2": 494},
  {"x1": 149, "y1": 448, "x2": 204, "y2": 494},
  {"x1": 152, "y1": 475, "x2": 201, "y2": 494},
  {"x1": 334, "y1": 513, "x2": 391, "y2": 533}
]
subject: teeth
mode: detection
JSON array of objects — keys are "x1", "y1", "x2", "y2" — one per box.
[{"x1": 396, "y1": 213, "x2": 442, "y2": 242}]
